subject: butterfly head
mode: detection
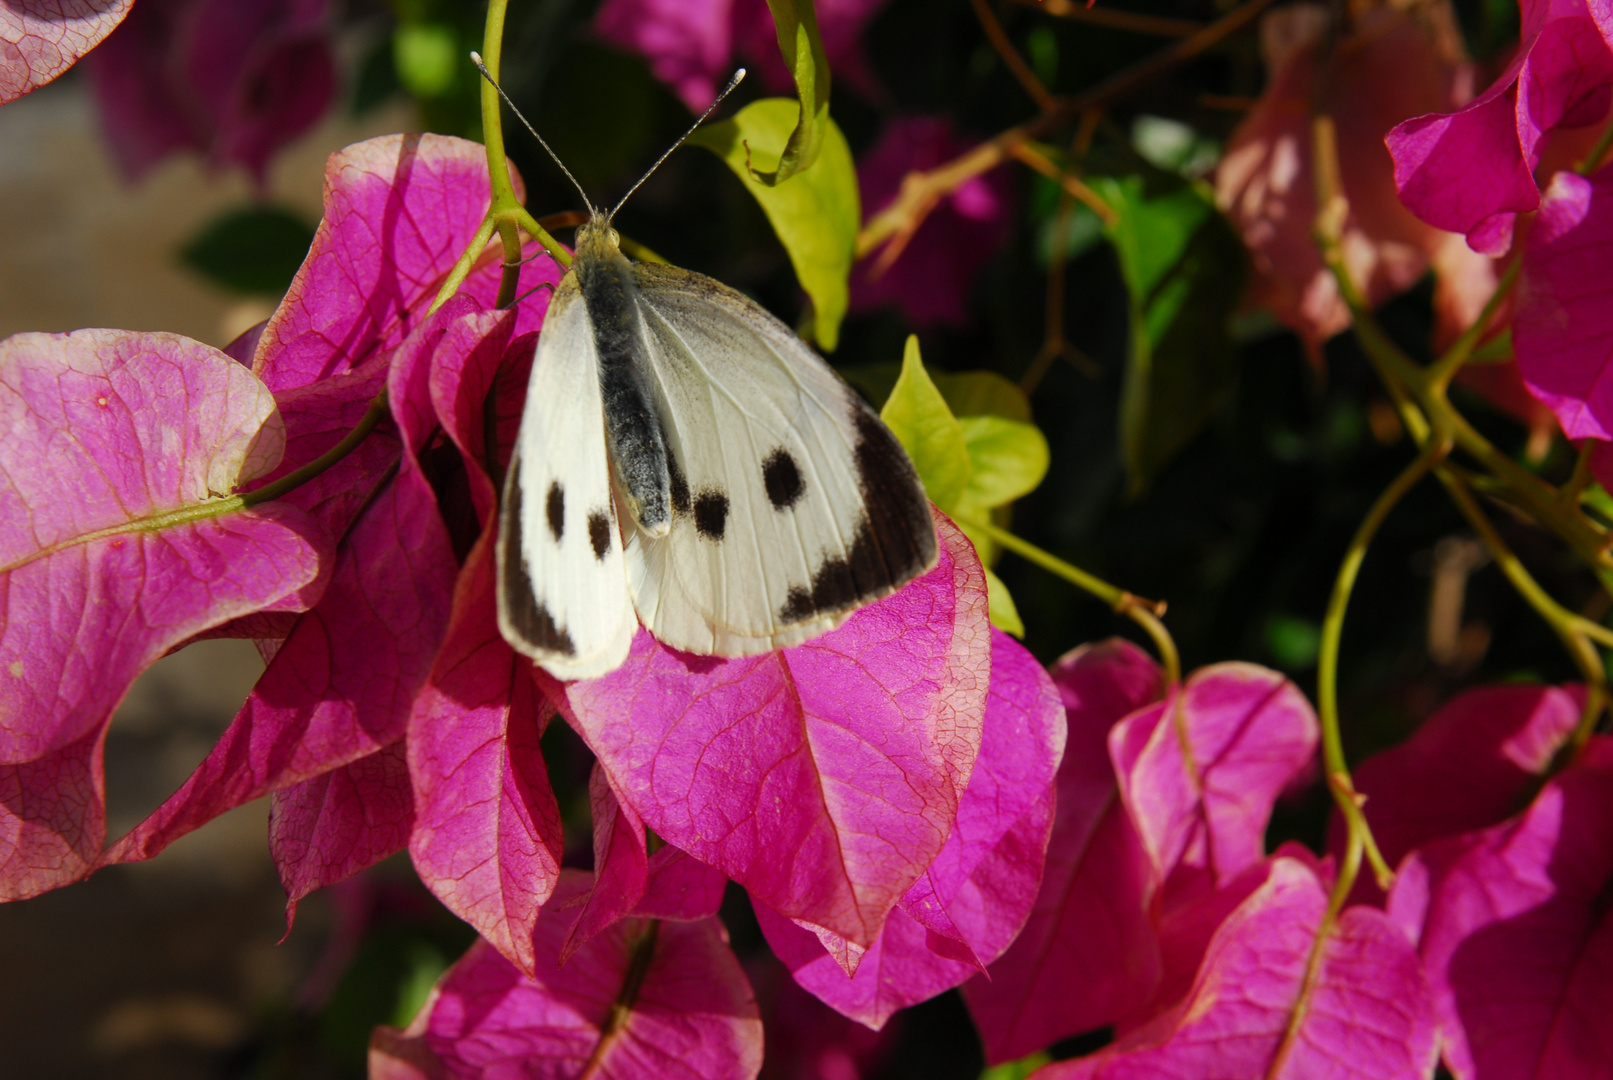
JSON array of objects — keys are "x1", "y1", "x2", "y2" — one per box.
[{"x1": 573, "y1": 214, "x2": 623, "y2": 263}]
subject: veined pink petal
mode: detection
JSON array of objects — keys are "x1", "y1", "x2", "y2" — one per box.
[
  {"x1": 964, "y1": 639, "x2": 1166, "y2": 1064},
  {"x1": 1517, "y1": 168, "x2": 1613, "y2": 439},
  {"x1": 1112, "y1": 662, "x2": 1319, "y2": 907},
  {"x1": 558, "y1": 510, "x2": 990, "y2": 952},
  {"x1": 561, "y1": 765, "x2": 651, "y2": 963},
  {"x1": 408, "y1": 531, "x2": 562, "y2": 978},
  {"x1": 1216, "y1": 5, "x2": 1467, "y2": 357},
  {"x1": 252, "y1": 134, "x2": 559, "y2": 393},
  {"x1": 1388, "y1": 738, "x2": 1613, "y2": 1079},
  {"x1": 1328, "y1": 682, "x2": 1581, "y2": 905},
  {"x1": 0, "y1": 0, "x2": 134, "y2": 104},
  {"x1": 1388, "y1": 0, "x2": 1613, "y2": 255},
  {"x1": 0, "y1": 330, "x2": 322, "y2": 900},
  {"x1": 100, "y1": 302, "x2": 502, "y2": 870},
  {"x1": 760, "y1": 630, "x2": 1065, "y2": 1027},
  {"x1": 270, "y1": 739, "x2": 413, "y2": 923},
  {"x1": 369, "y1": 871, "x2": 763, "y2": 1080},
  {"x1": 1038, "y1": 857, "x2": 1435, "y2": 1080}
]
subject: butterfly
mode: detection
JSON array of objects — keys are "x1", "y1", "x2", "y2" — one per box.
[{"x1": 473, "y1": 58, "x2": 938, "y2": 680}]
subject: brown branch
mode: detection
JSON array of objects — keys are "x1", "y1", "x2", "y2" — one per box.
[
  {"x1": 857, "y1": 0, "x2": 1280, "y2": 258},
  {"x1": 972, "y1": 0, "x2": 1057, "y2": 111},
  {"x1": 1010, "y1": 140, "x2": 1117, "y2": 223},
  {"x1": 1009, "y1": 0, "x2": 1204, "y2": 37}
]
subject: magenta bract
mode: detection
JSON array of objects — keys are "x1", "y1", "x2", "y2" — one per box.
[
  {"x1": 271, "y1": 739, "x2": 414, "y2": 921},
  {"x1": 252, "y1": 134, "x2": 558, "y2": 394},
  {"x1": 1330, "y1": 682, "x2": 1581, "y2": 904},
  {"x1": 0, "y1": 329, "x2": 322, "y2": 899},
  {"x1": 0, "y1": 0, "x2": 134, "y2": 104},
  {"x1": 1038, "y1": 857, "x2": 1437, "y2": 1080},
  {"x1": 1112, "y1": 662, "x2": 1320, "y2": 908},
  {"x1": 591, "y1": 0, "x2": 888, "y2": 111},
  {"x1": 850, "y1": 116, "x2": 1013, "y2": 328},
  {"x1": 102, "y1": 299, "x2": 514, "y2": 874},
  {"x1": 370, "y1": 871, "x2": 764, "y2": 1080},
  {"x1": 757, "y1": 628, "x2": 1065, "y2": 1028},
  {"x1": 555, "y1": 510, "x2": 990, "y2": 953},
  {"x1": 1388, "y1": 738, "x2": 1613, "y2": 1079},
  {"x1": 80, "y1": 0, "x2": 335, "y2": 184},
  {"x1": 964, "y1": 639, "x2": 1166, "y2": 1063},
  {"x1": 1516, "y1": 167, "x2": 1613, "y2": 439},
  {"x1": 1387, "y1": 0, "x2": 1613, "y2": 255}
]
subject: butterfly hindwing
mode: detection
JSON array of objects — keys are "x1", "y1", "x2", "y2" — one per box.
[
  {"x1": 496, "y1": 277, "x2": 637, "y2": 679},
  {"x1": 621, "y1": 262, "x2": 938, "y2": 655}
]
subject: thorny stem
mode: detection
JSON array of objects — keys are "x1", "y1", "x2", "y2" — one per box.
[
  {"x1": 968, "y1": 517, "x2": 1181, "y2": 685},
  {"x1": 856, "y1": 0, "x2": 1280, "y2": 259}
]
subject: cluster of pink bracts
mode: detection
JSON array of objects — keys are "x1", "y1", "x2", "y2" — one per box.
[{"x1": 4, "y1": 0, "x2": 1613, "y2": 1076}]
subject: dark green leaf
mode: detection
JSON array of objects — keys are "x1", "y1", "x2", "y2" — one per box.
[
  {"x1": 179, "y1": 207, "x2": 317, "y2": 296},
  {"x1": 1090, "y1": 174, "x2": 1246, "y2": 495}
]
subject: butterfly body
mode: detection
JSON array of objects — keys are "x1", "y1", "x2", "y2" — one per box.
[{"x1": 495, "y1": 216, "x2": 938, "y2": 680}]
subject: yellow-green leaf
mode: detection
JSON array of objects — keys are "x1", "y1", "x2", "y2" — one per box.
[
  {"x1": 751, "y1": 0, "x2": 831, "y2": 186},
  {"x1": 958, "y1": 414, "x2": 1049, "y2": 510},
  {"x1": 688, "y1": 98, "x2": 857, "y2": 350},
  {"x1": 984, "y1": 567, "x2": 1025, "y2": 637},
  {"x1": 933, "y1": 370, "x2": 1034, "y2": 423},
  {"x1": 880, "y1": 335, "x2": 971, "y2": 510}
]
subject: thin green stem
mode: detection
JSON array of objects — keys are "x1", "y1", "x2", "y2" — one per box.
[
  {"x1": 1317, "y1": 444, "x2": 1445, "y2": 892},
  {"x1": 241, "y1": 393, "x2": 393, "y2": 508},
  {"x1": 1427, "y1": 258, "x2": 1519, "y2": 389},
  {"x1": 968, "y1": 517, "x2": 1181, "y2": 684},
  {"x1": 513, "y1": 206, "x2": 573, "y2": 269},
  {"x1": 428, "y1": 215, "x2": 498, "y2": 317},
  {"x1": 1576, "y1": 110, "x2": 1613, "y2": 176}
]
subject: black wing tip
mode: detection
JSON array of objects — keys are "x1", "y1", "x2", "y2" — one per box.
[
  {"x1": 497, "y1": 463, "x2": 578, "y2": 658},
  {"x1": 777, "y1": 404, "x2": 939, "y2": 625}
]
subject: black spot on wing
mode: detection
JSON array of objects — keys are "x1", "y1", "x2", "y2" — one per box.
[
  {"x1": 588, "y1": 510, "x2": 613, "y2": 560},
  {"x1": 694, "y1": 489, "x2": 729, "y2": 541},
  {"x1": 546, "y1": 481, "x2": 564, "y2": 543},
  {"x1": 778, "y1": 404, "x2": 937, "y2": 624},
  {"x1": 763, "y1": 447, "x2": 805, "y2": 510},
  {"x1": 667, "y1": 450, "x2": 691, "y2": 516},
  {"x1": 498, "y1": 471, "x2": 576, "y2": 656}
]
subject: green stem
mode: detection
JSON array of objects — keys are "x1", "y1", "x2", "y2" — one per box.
[
  {"x1": 241, "y1": 393, "x2": 393, "y2": 508},
  {"x1": 1316, "y1": 444, "x2": 1445, "y2": 892},
  {"x1": 968, "y1": 517, "x2": 1181, "y2": 685},
  {"x1": 1426, "y1": 257, "x2": 1519, "y2": 389},
  {"x1": 1576, "y1": 110, "x2": 1613, "y2": 176}
]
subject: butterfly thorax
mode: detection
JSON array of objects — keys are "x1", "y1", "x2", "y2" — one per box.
[{"x1": 572, "y1": 217, "x2": 673, "y2": 538}]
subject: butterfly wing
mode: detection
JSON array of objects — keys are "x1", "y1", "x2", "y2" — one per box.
[
  {"x1": 496, "y1": 276, "x2": 638, "y2": 679},
  {"x1": 623, "y1": 262, "x2": 937, "y2": 655}
]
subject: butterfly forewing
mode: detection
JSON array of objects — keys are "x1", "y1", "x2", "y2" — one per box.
[
  {"x1": 622, "y1": 262, "x2": 937, "y2": 656},
  {"x1": 496, "y1": 277, "x2": 638, "y2": 679}
]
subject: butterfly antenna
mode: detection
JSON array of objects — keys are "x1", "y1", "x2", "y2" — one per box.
[
  {"x1": 607, "y1": 68, "x2": 746, "y2": 223},
  {"x1": 469, "y1": 51, "x2": 595, "y2": 216}
]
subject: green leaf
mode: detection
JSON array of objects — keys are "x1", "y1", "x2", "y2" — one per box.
[
  {"x1": 750, "y1": 0, "x2": 832, "y2": 186},
  {"x1": 880, "y1": 335, "x2": 971, "y2": 511},
  {"x1": 688, "y1": 98, "x2": 857, "y2": 349},
  {"x1": 934, "y1": 370, "x2": 1034, "y2": 423},
  {"x1": 958, "y1": 414, "x2": 1050, "y2": 509},
  {"x1": 393, "y1": 21, "x2": 459, "y2": 99},
  {"x1": 1090, "y1": 174, "x2": 1246, "y2": 495},
  {"x1": 179, "y1": 207, "x2": 316, "y2": 296},
  {"x1": 984, "y1": 566, "x2": 1025, "y2": 637},
  {"x1": 980, "y1": 1052, "x2": 1052, "y2": 1080}
]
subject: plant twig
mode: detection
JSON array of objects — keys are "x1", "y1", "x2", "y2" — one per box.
[
  {"x1": 972, "y1": 0, "x2": 1057, "y2": 110},
  {"x1": 1008, "y1": 0, "x2": 1204, "y2": 37},
  {"x1": 968, "y1": 517, "x2": 1181, "y2": 684},
  {"x1": 856, "y1": 0, "x2": 1280, "y2": 259}
]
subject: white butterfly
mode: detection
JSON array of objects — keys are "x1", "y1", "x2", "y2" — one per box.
[{"x1": 477, "y1": 60, "x2": 938, "y2": 680}]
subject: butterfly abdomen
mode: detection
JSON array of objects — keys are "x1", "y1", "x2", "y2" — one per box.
[{"x1": 574, "y1": 225, "x2": 673, "y2": 536}]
